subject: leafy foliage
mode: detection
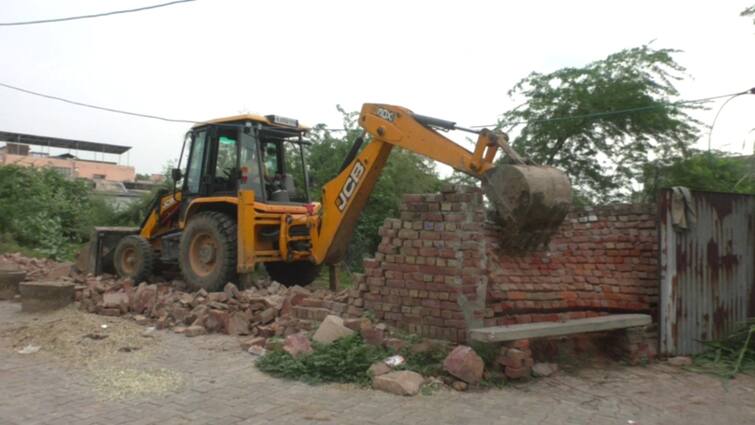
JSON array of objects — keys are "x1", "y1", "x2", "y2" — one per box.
[
  {"x1": 640, "y1": 150, "x2": 755, "y2": 200},
  {"x1": 256, "y1": 334, "x2": 389, "y2": 385},
  {"x1": 743, "y1": 5, "x2": 755, "y2": 24},
  {"x1": 0, "y1": 165, "x2": 165, "y2": 259},
  {"x1": 306, "y1": 106, "x2": 442, "y2": 269},
  {"x1": 0, "y1": 165, "x2": 118, "y2": 259},
  {"x1": 500, "y1": 45, "x2": 702, "y2": 203}
]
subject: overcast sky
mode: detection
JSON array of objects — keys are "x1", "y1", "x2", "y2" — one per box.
[{"x1": 1, "y1": 0, "x2": 753, "y2": 174}]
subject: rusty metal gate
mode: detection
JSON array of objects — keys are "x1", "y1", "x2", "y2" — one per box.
[{"x1": 659, "y1": 189, "x2": 755, "y2": 355}]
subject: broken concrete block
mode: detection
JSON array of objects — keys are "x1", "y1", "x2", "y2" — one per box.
[
  {"x1": 102, "y1": 292, "x2": 129, "y2": 313},
  {"x1": 19, "y1": 281, "x2": 75, "y2": 312},
  {"x1": 383, "y1": 338, "x2": 406, "y2": 352},
  {"x1": 184, "y1": 325, "x2": 207, "y2": 337},
  {"x1": 360, "y1": 325, "x2": 385, "y2": 346},
  {"x1": 532, "y1": 362, "x2": 558, "y2": 377},
  {"x1": 372, "y1": 370, "x2": 424, "y2": 396},
  {"x1": 223, "y1": 282, "x2": 241, "y2": 300},
  {"x1": 227, "y1": 311, "x2": 250, "y2": 336},
  {"x1": 504, "y1": 365, "x2": 531, "y2": 380},
  {"x1": 443, "y1": 345, "x2": 484, "y2": 384},
  {"x1": 205, "y1": 309, "x2": 229, "y2": 333},
  {"x1": 313, "y1": 315, "x2": 354, "y2": 344},
  {"x1": 130, "y1": 283, "x2": 157, "y2": 314},
  {"x1": 667, "y1": 356, "x2": 693, "y2": 367},
  {"x1": 367, "y1": 361, "x2": 391, "y2": 377},
  {"x1": 283, "y1": 332, "x2": 313, "y2": 358},
  {"x1": 239, "y1": 336, "x2": 267, "y2": 351}
]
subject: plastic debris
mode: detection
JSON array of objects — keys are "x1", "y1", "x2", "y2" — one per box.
[
  {"x1": 100, "y1": 324, "x2": 109, "y2": 329},
  {"x1": 384, "y1": 354, "x2": 405, "y2": 367}
]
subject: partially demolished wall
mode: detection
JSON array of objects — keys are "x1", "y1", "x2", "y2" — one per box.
[{"x1": 350, "y1": 186, "x2": 658, "y2": 343}]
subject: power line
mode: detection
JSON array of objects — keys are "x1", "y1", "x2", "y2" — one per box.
[
  {"x1": 707, "y1": 92, "x2": 749, "y2": 151},
  {"x1": 1, "y1": 80, "x2": 752, "y2": 136},
  {"x1": 0, "y1": 0, "x2": 196, "y2": 26},
  {"x1": 0, "y1": 81, "x2": 198, "y2": 123}
]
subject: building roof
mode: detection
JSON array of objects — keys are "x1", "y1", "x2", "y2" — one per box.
[{"x1": 0, "y1": 130, "x2": 131, "y2": 155}]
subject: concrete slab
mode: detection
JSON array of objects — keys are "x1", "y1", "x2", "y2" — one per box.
[{"x1": 469, "y1": 314, "x2": 652, "y2": 342}]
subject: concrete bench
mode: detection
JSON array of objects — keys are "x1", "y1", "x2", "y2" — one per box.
[
  {"x1": 469, "y1": 314, "x2": 652, "y2": 343},
  {"x1": 19, "y1": 281, "x2": 75, "y2": 312},
  {"x1": 0, "y1": 268, "x2": 26, "y2": 300}
]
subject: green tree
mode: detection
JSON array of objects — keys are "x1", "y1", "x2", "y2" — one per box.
[
  {"x1": 743, "y1": 5, "x2": 755, "y2": 24},
  {"x1": 307, "y1": 106, "x2": 441, "y2": 269},
  {"x1": 640, "y1": 150, "x2": 755, "y2": 200},
  {"x1": 499, "y1": 45, "x2": 702, "y2": 203}
]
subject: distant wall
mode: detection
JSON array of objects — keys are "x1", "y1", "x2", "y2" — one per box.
[
  {"x1": 348, "y1": 185, "x2": 659, "y2": 343},
  {"x1": 0, "y1": 153, "x2": 135, "y2": 182}
]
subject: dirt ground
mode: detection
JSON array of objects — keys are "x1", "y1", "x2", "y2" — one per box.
[{"x1": 1, "y1": 301, "x2": 754, "y2": 425}]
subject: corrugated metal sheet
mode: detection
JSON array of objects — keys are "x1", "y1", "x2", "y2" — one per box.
[{"x1": 659, "y1": 189, "x2": 755, "y2": 355}]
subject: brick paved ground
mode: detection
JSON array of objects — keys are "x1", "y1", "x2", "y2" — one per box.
[{"x1": 1, "y1": 301, "x2": 754, "y2": 425}]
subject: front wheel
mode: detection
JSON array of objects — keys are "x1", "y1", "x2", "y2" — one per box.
[
  {"x1": 113, "y1": 235, "x2": 154, "y2": 283},
  {"x1": 179, "y1": 211, "x2": 237, "y2": 291},
  {"x1": 264, "y1": 261, "x2": 321, "y2": 287}
]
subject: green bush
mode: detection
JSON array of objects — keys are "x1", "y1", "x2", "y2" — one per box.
[{"x1": 0, "y1": 165, "x2": 134, "y2": 259}]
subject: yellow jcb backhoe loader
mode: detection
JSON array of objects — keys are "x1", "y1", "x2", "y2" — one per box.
[{"x1": 83, "y1": 104, "x2": 571, "y2": 290}]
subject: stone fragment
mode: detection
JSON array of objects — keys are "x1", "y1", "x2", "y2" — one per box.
[
  {"x1": 498, "y1": 348, "x2": 529, "y2": 369},
  {"x1": 313, "y1": 315, "x2": 355, "y2": 344},
  {"x1": 223, "y1": 282, "x2": 241, "y2": 300},
  {"x1": 205, "y1": 309, "x2": 229, "y2": 333},
  {"x1": 367, "y1": 361, "x2": 392, "y2": 377},
  {"x1": 532, "y1": 362, "x2": 558, "y2": 377},
  {"x1": 667, "y1": 356, "x2": 693, "y2": 367},
  {"x1": 227, "y1": 311, "x2": 250, "y2": 336},
  {"x1": 372, "y1": 371, "x2": 424, "y2": 396},
  {"x1": 343, "y1": 318, "x2": 365, "y2": 332},
  {"x1": 451, "y1": 380, "x2": 468, "y2": 392},
  {"x1": 102, "y1": 291, "x2": 129, "y2": 309},
  {"x1": 207, "y1": 292, "x2": 228, "y2": 303},
  {"x1": 255, "y1": 308, "x2": 276, "y2": 324},
  {"x1": 443, "y1": 345, "x2": 484, "y2": 384},
  {"x1": 248, "y1": 345, "x2": 267, "y2": 356},
  {"x1": 504, "y1": 365, "x2": 531, "y2": 380},
  {"x1": 360, "y1": 326, "x2": 385, "y2": 346},
  {"x1": 184, "y1": 325, "x2": 207, "y2": 337},
  {"x1": 131, "y1": 283, "x2": 157, "y2": 314},
  {"x1": 283, "y1": 332, "x2": 313, "y2": 358},
  {"x1": 239, "y1": 336, "x2": 267, "y2": 351},
  {"x1": 133, "y1": 314, "x2": 150, "y2": 325},
  {"x1": 267, "y1": 281, "x2": 282, "y2": 294},
  {"x1": 383, "y1": 338, "x2": 406, "y2": 352}
]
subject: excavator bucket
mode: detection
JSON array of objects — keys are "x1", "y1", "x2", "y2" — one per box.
[
  {"x1": 482, "y1": 164, "x2": 572, "y2": 251},
  {"x1": 75, "y1": 227, "x2": 139, "y2": 275}
]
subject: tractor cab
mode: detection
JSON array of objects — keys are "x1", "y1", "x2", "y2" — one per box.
[{"x1": 175, "y1": 114, "x2": 310, "y2": 206}]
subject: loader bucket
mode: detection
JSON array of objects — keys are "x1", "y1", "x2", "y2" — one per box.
[
  {"x1": 75, "y1": 227, "x2": 139, "y2": 275},
  {"x1": 482, "y1": 164, "x2": 571, "y2": 251}
]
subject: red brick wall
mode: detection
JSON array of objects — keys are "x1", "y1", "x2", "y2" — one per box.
[{"x1": 349, "y1": 185, "x2": 659, "y2": 343}]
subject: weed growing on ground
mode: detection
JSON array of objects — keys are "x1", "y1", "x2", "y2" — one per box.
[
  {"x1": 256, "y1": 334, "x2": 389, "y2": 385},
  {"x1": 690, "y1": 319, "x2": 755, "y2": 379}
]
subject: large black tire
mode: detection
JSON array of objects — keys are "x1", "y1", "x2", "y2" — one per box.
[
  {"x1": 264, "y1": 261, "x2": 321, "y2": 287},
  {"x1": 113, "y1": 235, "x2": 155, "y2": 283},
  {"x1": 179, "y1": 211, "x2": 237, "y2": 291}
]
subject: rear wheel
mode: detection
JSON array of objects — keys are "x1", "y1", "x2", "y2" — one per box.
[
  {"x1": 179, "y1": 211, "x2": 237, "y2": 291},
  {"x1": 113, "y1": 235, "x2": 154, "y2": 283},
  {"x1": 264, "y1": 261, "x2": 321, "y2": 287}
]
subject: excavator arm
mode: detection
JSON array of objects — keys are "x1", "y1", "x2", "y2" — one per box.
[{"x1": 312, "y1": 103, "x2": 572, "y2": 264}]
